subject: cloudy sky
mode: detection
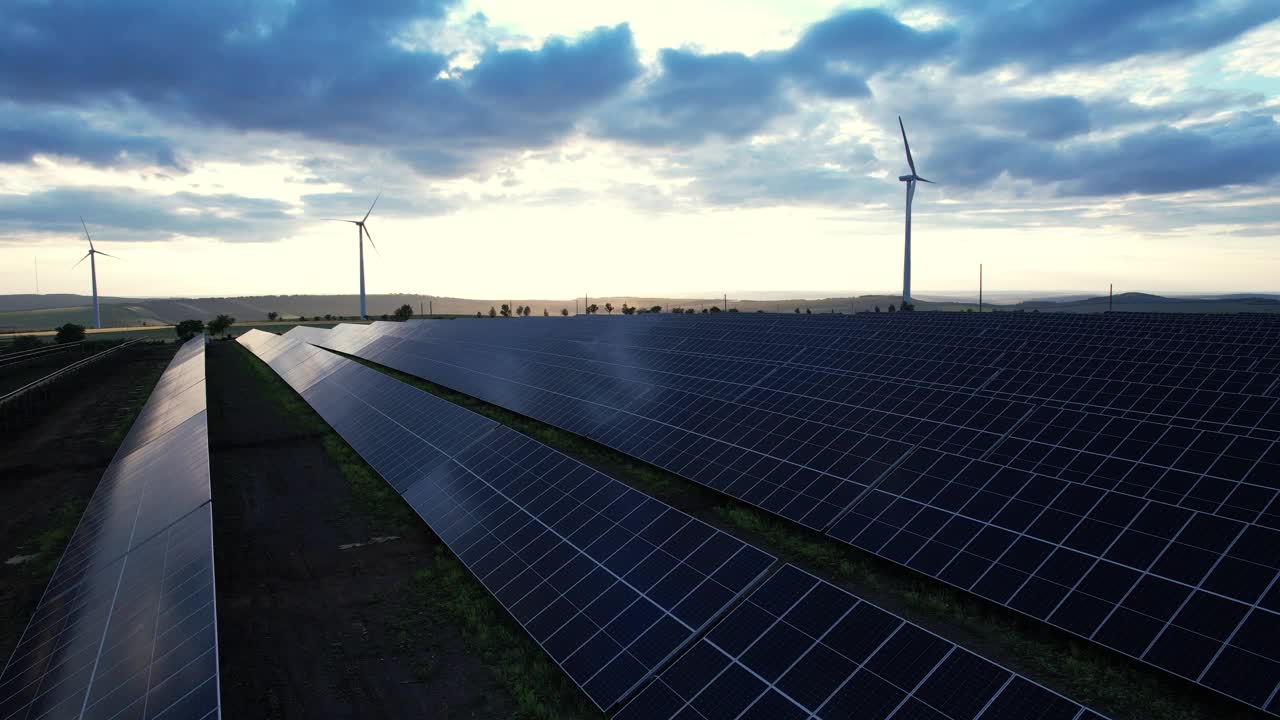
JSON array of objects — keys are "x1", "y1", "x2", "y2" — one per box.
[{"x1": 1, "y1": 0, "x2": 1278, "y2": 301}]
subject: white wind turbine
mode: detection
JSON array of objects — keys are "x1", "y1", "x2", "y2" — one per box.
[
  {"x1": 326, "y1": 193, "x2": 381, "y2": 320},
  {"x1": 897, "y1": 116, "x2": 934, "y2": 309},
  {"x1": 73, "y1": 217, "x2": 121, "y2": 329}
]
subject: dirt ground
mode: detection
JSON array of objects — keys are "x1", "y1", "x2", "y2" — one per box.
[
  {"x1": 0, "y1": 343, "x2": 175, "y2": 658},
  {"x1": 206, "y1": 342, "x2": 516, "y2": 719}
]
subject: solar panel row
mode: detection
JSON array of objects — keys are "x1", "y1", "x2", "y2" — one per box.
[
  {"x1": 236, "y1": 330, "x2": 775, "y2": 711},
  {"x1": 248, "y1": 330, "x2": 1105, "y2": 719},
  {"x1": 287, "y1": 316, "x2": 1280, "y2": 714},
  {"x1": 0, "y1": 336, "x2": 220, "y2": 720}
]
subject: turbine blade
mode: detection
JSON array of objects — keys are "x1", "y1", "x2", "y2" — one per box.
[
  {"x1": 322, "y1": 218, "x2": 359, "y2": 223},
  {"x1": 917, "y1": 177, "x2": 935, "y2": 184},
  {"x1": 72, "y1": 251, "x2": 91, "y2": 269},
  {"x1": 95, "y1": 251, "x2": 123, "y2": 260},
  {"x1": 362, "y1": 191, "x2": 381, "y2": 223},
  {"x1": 80, "y1": 216, "x2": 94, "y2": 250},
  {"x1": 899, "y1": 116, "x2": 917, "y2": 176},
  {"x1": 362, "y1": 224, "x2": 379, "y2": 255}
]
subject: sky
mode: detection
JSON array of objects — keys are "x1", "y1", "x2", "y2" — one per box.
[{"x1": 1, "y1": 0, "x2": 1279, "y2": 301}]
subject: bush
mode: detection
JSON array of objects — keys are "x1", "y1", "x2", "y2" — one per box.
[
  {"x1": 175, "y1": 319, "x2": 204, "y2": 341},
  {"x1": 55, "y1": 323, "x2": 86, "y2": 343}
]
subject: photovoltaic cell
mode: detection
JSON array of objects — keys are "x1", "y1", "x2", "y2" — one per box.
[
  {"x1": 237, "y1": 330, "x2": 775, "y2": 711},
  {"x1": 617, "y1": 565, "x2": 1101, "y2": 720},
  {"x1": 0, "y1": 335, "x2": 219, "y2": 720}
]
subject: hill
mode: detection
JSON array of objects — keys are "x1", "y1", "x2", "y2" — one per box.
[{"x1": 2, "y1": 291, "x2": 1279, "y2": 333}]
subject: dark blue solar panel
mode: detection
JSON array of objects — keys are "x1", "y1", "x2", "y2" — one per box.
[
  {"x1": 288, "y1": 317, "x2": 1280, "y2": 714},
  {"x1": 617, "y1": 565, "x2": 1102, "y2": 720},
  {"x1": 237, "y1": 329, "x2": 775, "y2": 711},
  {"x1": 0, "y1": 336, "x2": 219, "y2": 720}
]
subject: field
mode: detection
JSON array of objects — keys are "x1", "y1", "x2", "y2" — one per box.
[{"x1": 0, "y1": 334, "x2": 1265, "y2": 719}]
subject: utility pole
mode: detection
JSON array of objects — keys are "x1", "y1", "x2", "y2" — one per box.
[
  {"x1": 1109, "y1": 283, "x2": 1113, "y2": 312},
  {"x1": 420, "y1": 299, "x2": 424, "y2": 315},
  {"x1": 979, "y1": 263, "x2": 983, "y2": 312},
  {"x1": 430, "y1": 300, "x2": 433, "y2": 315},
  {"x1": 724, "y1": 293, "x2": 727, "y2": 312}
]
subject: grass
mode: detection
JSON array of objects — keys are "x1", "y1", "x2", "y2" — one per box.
[
  {"x1": 347, "y1": 354, "x2": 1254, "y2": 720},
  {"x1": 234, "y1": 343, "x2": 597, "y2": 718}
]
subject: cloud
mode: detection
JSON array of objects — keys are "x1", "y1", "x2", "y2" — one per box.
[
  {"x1": 597, "y1": 8, "x2": 952, "y2": 146},
  {"x1": 0, "y1": 107, "x2": 178, "y2": 169},
  {"x1": 927, "y1": 111, "x2": 1280, "y2": 195},
  {"x1": 941, "y1": 0, "x2": 1280, "y2": 73},
  {"x1": 0, "y1": 1, "x2": 639, "y2": 176},
  {"x1": 0, "y1": 187, "x2": 297, "y2": 243}
]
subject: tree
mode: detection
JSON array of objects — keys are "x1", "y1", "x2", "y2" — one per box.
[
  {"x1": 874, "y1": 305, "x2": 881, "y2": 312},
  {"x1": 587, "y1": 303, "x2": 599, "y2": 314},
  {"x1": 805, "y1": 308, "x2": 812, "y2": 314},
  {"x1": 208, "y1": 314, "x2": 236, "y2": 338},
  {"x1": 888, "y1": 304, "x2": 896, "y2": 312},
  {"x1": 622, "y1": 303, "x2": 635, "y2": 315},
  {"x1": 523, "y1": 305, "x2": 531, "y2": 317},
  {"x1": 267, "y1": 311, "x2": 278, "y2": 321},
  {"x1": 55, "y1": 323, "x2": 86, "y2": 343},
  {"x1": 11, "y1": 336, "x2": 43, "y2": 351},
  {"x1": 685, "y1": 308, "x2": 696, "y2": 314},
  {"x1": 324, "y1": 313, "x2": 333, "y2": 321},
  {"x1": 489, "y1": 306, "x2": 497, "y2": 318},
  {"x1": 175, "y1": 320, "x2": 204, "y2": 341},
  {"x1": 299, "y1": 315, "x2": 307, "y2": 321},
  {"x1": 709, "y1": 306, "x2": 722, "y2": 313},
  {"x1": 900, "y1": 302, "x2": 914, "y2": 312},
  {"x1": 515, "y1": 304, "x2": 524, "y2": 317},
  {"x1": 794, "y1": 307, "x2": 801, "y2": 314},
  {"x1": 500, "y1": 304, "x2": 511, "y2": 318},
  {"x1": 728, "y1": 308, "x2": 739, "y2": 313},
  {"x1": 671, "y1": 307, "x2": 684, "y2": 314},
  {"x1": 605, "y1": 302, "x2": 614, "y2": 314},
  {"x1": 393, "y1": 304, "x2": 413, "y2": 321},
  {"x1": 561, "y1": 308, "x2": 569, "y2": 316},
  {"x1": 476, "y1": 311, "x2": 483, "y2": 318}
]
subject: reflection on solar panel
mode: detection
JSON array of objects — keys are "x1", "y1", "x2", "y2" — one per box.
[
  {"x1": 236, "y1": 329, "x2": 775, "y2": 711},
  {"x1": 0, "y1": 336, "x2": 219, "y2": 720},
  {"x1": 289, "y1": 315, "x2": 1280, "y2": 714},
  {"x1": 619, "y1": 565, "x2": 1105, "y2": 720}
]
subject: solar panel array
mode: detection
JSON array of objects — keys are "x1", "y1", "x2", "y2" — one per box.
[
  {"x1": 0, "y1": 336, "x2": 220, "y2": 720},
  {"x1": 619, "y1": 565, "x2": 1105, "y2": 720},
  {"x1": 236, "y1": 330, "x2": 775, "y2": 711},
  {"x1": 289, "y1": 313, "x2": 1280, "y2": 714},
  {"x1": 241, "y1": 329, "x2": 1105, "y2": 719}
]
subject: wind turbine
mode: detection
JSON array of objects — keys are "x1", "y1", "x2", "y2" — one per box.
[
  {"x1": 898, "y1": 116, "x2": 934, "y2": 309},
  {"x1": 73, "y1": 217, "x2": 121, "y2": 329},
  {"x1": 326, "y1": 193, "x2": 380, "y2": 320}
]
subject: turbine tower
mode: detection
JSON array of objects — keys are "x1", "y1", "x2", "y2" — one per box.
[
  {"x1": 73, "y1": 217, "x2": 121, "y2": 329},
  {"x1": 327, "y1": 193, "x2": 381, "y2": 320},
  {"x1": 898, "y1": 117, "x2": 933, "y2": 309}
]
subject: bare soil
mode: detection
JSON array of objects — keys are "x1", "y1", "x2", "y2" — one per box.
[{"x1": 206, "y1": 341, "x2": 516, "y2": 719}]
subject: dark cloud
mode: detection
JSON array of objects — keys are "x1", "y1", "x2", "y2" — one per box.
[
  {"x1": 0, "y1": 108, "x2": 178, "y2": 168},
  {"x1": 0, "y1": 187, "x2": 297, "y2": 243},
  {"x1": 984, "y1": 97, "x2": 1092, "y2": 141},
  {"x1": 938, "y1": 0, "x2": 1280, "y2": 72},
  {"x1": 927, "y1": 111, "x2": 1280, "y2": 195},
  {"x1": 0, "y1": 1, "x2": 638, "y2": 176},
  {"x1": 598, "y1": 8, "x2": 953, "y2": 145}
]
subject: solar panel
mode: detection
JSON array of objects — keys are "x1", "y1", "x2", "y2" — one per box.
[
  {"x1": 290, "y1": 319, "x2": 1280, "y2": 713},
  {"x1": 617, "y1": 565, "x2": 1104, "y2": 720},
  {"x1": 237, "y1": 330, "x2": 775, "y2": 711},
  {"x1": 0, "y1": 336, "x2": 219, "y2": 720}
]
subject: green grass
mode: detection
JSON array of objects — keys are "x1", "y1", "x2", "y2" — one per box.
[
  {"x1": 26, "y1": 500, "x2": 88, "y2": 578},
  {"x1": 348, "y1": 355, "x2": 1252, "y2": 720},
  {"x1": 234, "y1": 344, "x2": 597, "y2": 717},
  {"x1": 410, "y1": 549, "x2": 598, "y2": 720},
  {"x1": 103, "y1": 346, "x2": 173, "y2": 448}
]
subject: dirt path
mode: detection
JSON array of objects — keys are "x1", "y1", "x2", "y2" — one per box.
[
  {"x1": 0, "y1": 343, "x2": 175, "y2": 660},
  {"x1": 206, "y1": 342, "x2": 515, "y2": 719}
]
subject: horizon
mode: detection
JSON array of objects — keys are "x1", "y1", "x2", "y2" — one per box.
[{"x1": 0, "y1": 1, "x2": 1277, "y2": 300}]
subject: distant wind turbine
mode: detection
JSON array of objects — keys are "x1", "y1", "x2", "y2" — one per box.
[
  {"x1": 898, "y1": 116, "x2": 934, "y2": 309},
  {"x1": 326, "y1": 193, "x2": 381, "y2": 320},
  {"x1": 73, "y1": 217, "x2": 121, "y2": 329}
]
